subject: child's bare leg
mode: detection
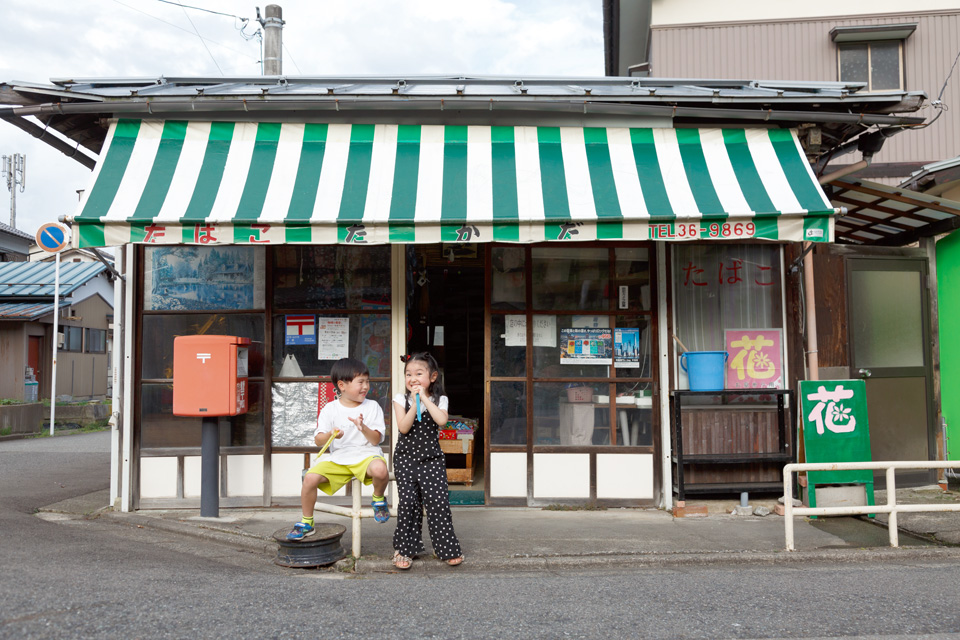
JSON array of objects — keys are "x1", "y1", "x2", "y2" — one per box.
[
  {"x1": 300, "y1": 472, "x2": 325, "y2": 518},
  {"x1": 366, "y1": 458, "x2": 389, "y2": 497}
]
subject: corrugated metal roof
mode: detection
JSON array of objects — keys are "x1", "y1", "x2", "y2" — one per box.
[
  {"x1": 26, "y1": 75, "x2": 924, "y2": 106},
  {"x1": 0, "y1": 300, "x2": 69, "y2": 320},
  {"x1": 0, "y1": 261, "x2": 107, "y2": 298}
]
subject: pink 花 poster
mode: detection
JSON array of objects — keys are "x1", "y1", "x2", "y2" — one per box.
[{"x1": 724, "y1": 329, "x2": 783, "y2": 389}]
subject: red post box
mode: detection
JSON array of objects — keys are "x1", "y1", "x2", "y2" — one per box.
[{"x1": 173, "y1": 335, "x2": 251, "y2": 417}]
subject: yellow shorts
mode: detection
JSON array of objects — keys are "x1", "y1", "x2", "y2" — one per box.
[{"x1": 307, "y1": 455, "x2": 385, "y2": 496}]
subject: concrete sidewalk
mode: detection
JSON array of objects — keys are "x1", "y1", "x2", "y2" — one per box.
[{"x1": 39, "y1": 487, "x2": 960, "y2": 573}]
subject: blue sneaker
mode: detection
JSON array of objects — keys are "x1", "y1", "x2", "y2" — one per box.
[
  {"x1": 286, "y1": 522, "x2": 315, "y2": 540},
  {"x1": 372, "y1": 498, "x2": 390, "y2": 523}
]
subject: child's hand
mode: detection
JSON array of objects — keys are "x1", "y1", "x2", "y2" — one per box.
[
  {"x1": 347, "y1": 415, "x2": 365, "y2": 431},
  {"x1": 333, "y1": 428, "x2": 343, "y2": 439}
]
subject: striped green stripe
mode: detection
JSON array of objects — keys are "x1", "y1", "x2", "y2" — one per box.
[
  {"x1": 338, "y1": 124, "x2": 375, "y2": 221},
  {"x1": 753, "y1": 217, "x2": 780, "y2": 241},
  {"x1": 441, "y1": 126, "x2": 468, "y2": 221},
  {"x1": 79, "y1": 119, "x2": 142, "y2": 219},
  {"x1": 491, "y1": 126, "x2": 519, "y2": 241},
  {"x1": 285, "y1": 224, "x2": 312, "y2": 243},
  {"x1": 129, "y1": 121, "x2": 187, "y2": 222},
  {"x1": 768, "y1": 129, "x2": 829, "y2": 213},
  {"x1": 538, "y1": 127, "x2": 570, "y2": 219},
  {"x1": 181, "y1": 122, "x2": 235, "y2": 222},
  {"x1": 234, "y1": 122, "x2": 282, "y2": 221},
  {"x1": 583, "y1": 128, "x2": 622, "y2": 219},
  {"x1": 389, "y1": 125, "x2": 421, "y2": 221},
  {"x1": 77, "y1": 223, "x2": 105, "y2": 247},
  {"x1": 676, "y1": 129, "x2": 723, "y2": 217},
  {"x1": 722, "y1": 129, "x2": 777, "y2": 215},
  {"x1": 629, "y1": 129, "x2": 673, "y2": 220},
  {"x1": 286, "y1": 123, "x2": 329, "y2": 221}
]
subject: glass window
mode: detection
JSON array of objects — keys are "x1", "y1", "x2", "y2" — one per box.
[
  {"x1": 140, "y1": 382, "x2": 264, "y2": 449},
  {"x1": 673, "y1": 244, "x2": 783, "y2": 352},
  {"x1": 490, "y1": 381, "x2": 526, "y2": 445},
  {"x1": 272, "y1": 245, "x2": 391, "y2": 310},
  {"x1": 533, "y1": 314, "x2": 611, "y2": 378},
  {"x1": 143, "y1": 246, "x2": 264, "y2": 311},
  {"x1": 272, "y1": 314, "x2": 391, "y2": 378},
  {"x1": 839, "y1": 41, "x2": 903, "y2": 91},
  {"x1": 615, "y1": 382, "x2": 653, "y2": 447},
  {"x1": 491, "y1": 247, "x2": 526, "y2": 310},
  {"x1": 61, "y1": 326, "x2": 83, "y2": 352},
  {"x1": 870, "y1": 41, "x2": 902, "y2": 91},
  {"x1": 141, "y1": 314, "x2": 265, "y2": 380},
  {"x1": 614, "y1": 316, "x2": 653, "y2": 379},
  {"x1": 615, "y1": 247, "x2": 652, "y2": 311},
  {"x1": 536, "y1": 382, "x2": 611, "y2": 446},
  {"x1": 490, "y1": 314, "x2": 526, "y2": 378},
  {"x1": 85, "y1": 328, "x2": 106, "y2": 353},
  {"x1": 532, "y1": 247, "x2": 608, "y2": 311}
]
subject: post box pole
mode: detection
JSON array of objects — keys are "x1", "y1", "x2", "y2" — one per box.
[{"x1": 200, "y1": 416, "x2": 220, "y2": 517}]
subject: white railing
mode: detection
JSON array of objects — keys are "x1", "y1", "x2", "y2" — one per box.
[
  {"x1": 313, "y1": 473, "x2": 397, "y2": 558},
  {"x1": 783, "y1": 461, "x2": 960, "y2": 551}
]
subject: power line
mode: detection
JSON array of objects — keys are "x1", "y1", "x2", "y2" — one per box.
[
  {"x1": 151, "y1": 0, "x2": 246, "y2": 20},
  {"x1": 173, "y1": 0, "x2": 224, "y2": 76},
  {"x1": 110, "y1": 0, "x2": 259, "y2": 65},
  {"x1": 283, "y1": 43, "x2": 303, "y2": 75}
]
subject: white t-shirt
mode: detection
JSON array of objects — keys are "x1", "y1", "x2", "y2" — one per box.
[
  {"x1": 314, "y1": 397, "x2": 385, "y2": 465},
  {"x1": 393, "y1": 393, "x2": 449, "y2": 416}
]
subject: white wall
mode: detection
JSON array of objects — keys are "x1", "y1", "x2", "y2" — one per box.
[{"x1": 652, "y1": 0, "x2": 959, "y2": 26}]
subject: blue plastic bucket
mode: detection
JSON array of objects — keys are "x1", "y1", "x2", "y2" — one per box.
[{"x1": 679, "y1": 351, "x2": 728, "y2": 391}]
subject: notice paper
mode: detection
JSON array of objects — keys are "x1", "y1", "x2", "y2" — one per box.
[{"x1": 317, "y1": 317, "x2": 349, "y2": 360}]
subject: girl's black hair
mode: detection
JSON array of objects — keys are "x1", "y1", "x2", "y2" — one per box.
[{"x1": 402, "y1": 351, "x2": 444, "y2": 405}]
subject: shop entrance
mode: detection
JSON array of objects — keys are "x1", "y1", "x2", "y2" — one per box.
[
  {"x1": 405, "y1": 245, "x2": 485, "y2": 504},
  {"x1": 847, "y1": 257, "x2": 936, "y2": 487}
]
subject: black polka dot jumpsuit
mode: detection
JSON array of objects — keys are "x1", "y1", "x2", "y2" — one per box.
[{"x1": 392, "y1": 395, "x2": 462, "y2": 561}]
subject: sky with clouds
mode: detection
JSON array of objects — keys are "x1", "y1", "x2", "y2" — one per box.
[{"x1": 0, "y1": 0, "x2": 604, "y2": 237}]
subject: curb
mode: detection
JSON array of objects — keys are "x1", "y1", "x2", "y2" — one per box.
[{"x1": 93, "y1": 510, "x2": 960, "y2": 573}]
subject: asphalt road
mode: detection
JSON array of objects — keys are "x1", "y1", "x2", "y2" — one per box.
[{"x1": 2, "y1": 432, "x2": 960, "y2": 640}]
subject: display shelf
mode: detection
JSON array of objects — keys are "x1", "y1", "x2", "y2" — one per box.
[
  {"x1": 440, "y1": 437, "x2": 476, "y2": 484},
  {"x1": 670, "y1": 389, "x2": 795, "y2": 501}
]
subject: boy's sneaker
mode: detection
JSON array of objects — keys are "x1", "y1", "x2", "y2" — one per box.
[
  {"x1": 372, "y1": 498, "x2": 390, "y2": 523},
  {"x1": 286, "y1": 522, "x2": 315, "y2": 540}
]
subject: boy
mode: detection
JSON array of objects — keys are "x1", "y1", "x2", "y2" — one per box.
[{"x1": 287, "y1": 357, "x2": 390, "y2": 540}]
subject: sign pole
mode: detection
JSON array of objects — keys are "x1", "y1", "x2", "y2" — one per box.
[
  {"x1": 50, "y1": 251, "x2": 61, "y2": 436},
  {"x1": 36, "y1": 222, "x2": 69, "y2": 436}
]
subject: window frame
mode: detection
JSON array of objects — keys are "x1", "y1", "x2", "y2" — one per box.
[
  {"x1": 837, "y1": 40, "x2": 905, "y2": 92},
  {"x1": 84, "y1": 328, "x2": 107, "y2": 354}
]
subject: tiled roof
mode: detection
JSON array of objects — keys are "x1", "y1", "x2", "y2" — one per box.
[{"x1": 0, "y1": 261, "x2": 107, "y2": 298}]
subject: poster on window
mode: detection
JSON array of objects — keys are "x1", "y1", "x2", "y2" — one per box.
[
  {"x1": 317, "y1": 317, "x2": 350, "y2": 360},
  {"x1": 560, "y1": 328, "x2": 613, "y2": 365},
  {"x1": 724, "y1": 329, "x2": 783, "y2": 389},
  {"x1": 143, "y1": 246, "x2": 264, "y2": 310},
  {"x1": 285, "y1": 315, "x2": 316, "y2": 345},
  {"x1": 614, "y1": 328, "x2": 640, "y2": 368}
]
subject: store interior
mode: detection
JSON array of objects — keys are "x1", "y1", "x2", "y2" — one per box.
[{"x1": 405, "y1": 245, "x2": 486, "y2": 504}]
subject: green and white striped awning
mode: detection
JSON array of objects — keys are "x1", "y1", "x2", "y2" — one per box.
[{"x1": 70, "y1": 119, "x2": 836, "y2": 247}]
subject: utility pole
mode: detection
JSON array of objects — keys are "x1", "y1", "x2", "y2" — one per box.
[
  {"x1": 2, "y1": 153, "x2": 26, "y2": 229},
  {"x1": 258, "y1": 5, "x2": 284, "y2": 75}
]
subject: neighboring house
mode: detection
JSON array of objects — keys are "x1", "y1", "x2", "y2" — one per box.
[
  {"x1": 29, "y1": 245, "x2": 113, "y2": 264},
  {"x1": 605, "y1": 0, "x2": 960, "y2": 483},
  {"x1": 0, "y1": 221, "x2": 31, "y2": 262},
  {"x1": 605, "y1": 0, "x2": 960, "y2": 186},
  {"x1": 0, "y1": 261, "x2": 113, "y2": 402}
]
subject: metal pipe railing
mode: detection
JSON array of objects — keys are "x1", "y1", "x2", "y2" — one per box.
[{"x1": 783, "y1": 461, "x2": 960, "y2": 551}]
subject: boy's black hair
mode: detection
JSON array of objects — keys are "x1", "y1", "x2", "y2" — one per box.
[
  {"x1": 331, "y1": 357, "x2": 369, "y2": 388},
  {"x1": 402, "y1": 351, "x2": 445, "y2": 404}
]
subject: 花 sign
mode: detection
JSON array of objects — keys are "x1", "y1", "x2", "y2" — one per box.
[
  {"x1": 799, "y1": 379, "x2": 873, "y2": 492},
  {"x1": 724, "y1": 329, "x2": 783, "y2": 389}
]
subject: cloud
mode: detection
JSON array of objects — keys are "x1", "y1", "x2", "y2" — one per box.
[{"x1": 0, "y1": 0, "x2": 603, "y2": 236}]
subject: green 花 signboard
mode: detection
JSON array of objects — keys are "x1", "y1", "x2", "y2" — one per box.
[{"x1": 799, "y1": 379, "x2": 875, "y2": 509}]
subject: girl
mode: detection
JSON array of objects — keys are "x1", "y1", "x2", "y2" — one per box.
[{"x1": 391, "y1": 352, "x2": 464, "y2": 570}]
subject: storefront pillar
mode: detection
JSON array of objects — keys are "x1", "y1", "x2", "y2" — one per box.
[
  {"x1": 120, "y1": 243, "x2": 136, "y2": 512},
  {"x1": 656, "y1": 241, "x2": 672, "y2": 510}
]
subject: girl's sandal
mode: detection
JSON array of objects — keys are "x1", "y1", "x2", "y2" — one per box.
[
  {"x1": 445, "y1": 556, "x2": 464, "y2": 567},
  {"x1": 392, "y1": 551, "x2": 412, "y2": 570}
]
